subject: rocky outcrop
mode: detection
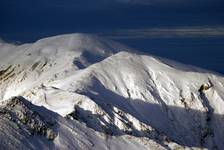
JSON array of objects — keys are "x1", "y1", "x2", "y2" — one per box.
[{"x1": 0, "y1": 96, "x2": 57, "y2": 140}]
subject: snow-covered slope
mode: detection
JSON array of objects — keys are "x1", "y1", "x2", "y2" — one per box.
[{"x1": 0, "y1": 33, "x2": 224, "y2": 150}]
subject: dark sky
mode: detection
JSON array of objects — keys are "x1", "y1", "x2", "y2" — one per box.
[
  {"x1": 1, "y1": 0, "x2": 224, "y2": 41},
  {"x1": 0, "y1": 0, "x2": 224, "y2": 73}
]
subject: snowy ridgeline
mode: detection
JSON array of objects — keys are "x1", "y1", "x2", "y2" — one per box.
[{"x1": 0, "y1": 33, "x2": 224, "y2": 150}]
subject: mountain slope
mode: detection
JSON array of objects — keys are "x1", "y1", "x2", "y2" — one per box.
[{"x1": 0, "y1": 33, "x2": 224, "y2": 150}]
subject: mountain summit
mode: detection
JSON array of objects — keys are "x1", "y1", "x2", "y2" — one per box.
[{"x1": 0, "y1": 34, "x2": 224, "y2": 150}]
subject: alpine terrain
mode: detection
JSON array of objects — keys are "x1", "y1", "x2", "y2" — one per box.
[{"x1": 0, "y1": 33, "x2": 223, "y2": 150}]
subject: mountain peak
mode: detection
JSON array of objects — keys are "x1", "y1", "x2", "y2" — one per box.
[
  {"x1": 0, "y1": 34, "x2": 224, "y2": 149},
  {"x1": 32, "y1": 33, "x2": 129, "y2": 53}
]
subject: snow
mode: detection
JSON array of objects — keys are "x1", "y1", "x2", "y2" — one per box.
[{"x1": 0, "y1": 33, "x2": 223, "y2": 149}]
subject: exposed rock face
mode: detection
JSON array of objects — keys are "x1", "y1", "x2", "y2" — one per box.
[
  {"x1": 0, "y1": 96, "x2": 57, "y2": 140},
  {"x1": 199, "y1": 84, "x2": 211, "y2": 93},
  {"x1": 0, "y1": 96, "x2": 177, "y2": 150}
]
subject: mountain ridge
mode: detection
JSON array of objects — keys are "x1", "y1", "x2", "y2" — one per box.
[{"x1": 0, "y1": 33, "x2": 224, "y2": 150}]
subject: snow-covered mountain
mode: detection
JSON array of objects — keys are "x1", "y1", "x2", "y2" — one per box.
[{"x1": 0, "y1": 33, "x2": 224, "y2": 150}]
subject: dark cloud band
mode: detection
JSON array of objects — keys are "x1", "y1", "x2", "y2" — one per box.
[{"x1": 99, "y1": 27, "x2": 224, "y2": 39}]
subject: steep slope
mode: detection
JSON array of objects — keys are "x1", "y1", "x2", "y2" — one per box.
[
  {"x1": 0, "y1": 33, "x2": 224, "y2": 150},
  {"x1": 0, "y1": 96, "x2": 167, "y2": 150},
  {"x1": 0, "y1": 34, "x2": 128, "y2": 101}
]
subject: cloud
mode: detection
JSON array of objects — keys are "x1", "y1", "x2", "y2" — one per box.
[
  {"x1": 45, "y1": 0, "x2": 151, "y2": 8},
  {"x1": 0, "y1": 38, "x2": 5, "y2": 43},
  {"x1": 2, "y1": 0, "x2": 220, "y2": 12},
  {"x1": 112, "y1": 0, "x2": 152, "y2": 5},
  {"x1": 0, "y1": 38, "x2": 5, "y2": 44},
  {"x1": 111, "y1": 0, "x2": 219, "y2": 5},
  {"x1": 98, "y1": 26, "x2": 224, "y2": 39}
]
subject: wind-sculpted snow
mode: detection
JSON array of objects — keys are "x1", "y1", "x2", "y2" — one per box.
[{"x1": 0, "y1": 33, "x2": 224, "y2": 150}]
